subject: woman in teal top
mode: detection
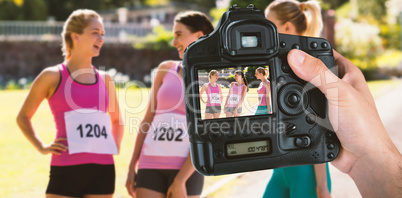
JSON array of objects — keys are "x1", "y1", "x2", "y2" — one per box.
[{"x1": 263, "y1": 1, "x2": 331, "y2": 197}]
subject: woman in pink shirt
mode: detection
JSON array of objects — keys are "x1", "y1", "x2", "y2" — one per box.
[
  {"x1": 200, "y1": 70, "x2": 223, "y2": 119},
  {"x1": 16, "y1": 9, "x2": 124, "y2": 197},
  {"x1": 125, "y1": 11, "x2": 214, "y2": 198},
  {"x1": 224, "y1": 70, "x2": 248, "y2": 117},
  {"x1": 255, "y1": 67, "x2": 272, "y2": 115}
]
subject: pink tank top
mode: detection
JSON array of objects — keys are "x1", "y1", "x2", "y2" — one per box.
[
  {"x1": 155, "y1": 63, "x2": 186, "y2": 115},
  {"x1": 226, "y1": 82, "x2": 245, "y2": 107},
  {"x1": 206, "y1": 83, "x2": 221, "y2": 106},
  {"x1": 138, "y1": 62, "x2": 188, "y2": 170},
  {"x1": 257, "y1": 80, "x2": 270, "y2": 106},
  {"x1": 48, "y1": 64, "x2": 113, "y2": 166}
]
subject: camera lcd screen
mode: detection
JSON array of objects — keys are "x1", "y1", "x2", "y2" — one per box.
[
  {"x1": 227, "y1": 140, "x2": 270, "y2": 157},
  {"x1": 198, "y1": 65, "x2": 272, "y2": 120}
]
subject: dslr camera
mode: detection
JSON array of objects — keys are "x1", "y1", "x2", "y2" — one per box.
[{"x1": 183, "y1": 5, "x2": 340, "y2": 175}]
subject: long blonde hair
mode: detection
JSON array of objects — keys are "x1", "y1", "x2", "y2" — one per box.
[
  {"x1": 61, "y1": 9, "x2": 102, "y2": 59},
  {"x1": 265, "y1": 0, "x2": 323, "y2": 37}
]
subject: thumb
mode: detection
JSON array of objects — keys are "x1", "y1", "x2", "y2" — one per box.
[{"x1": 287, "y1": 49, "x2": 340, "y2": 95}]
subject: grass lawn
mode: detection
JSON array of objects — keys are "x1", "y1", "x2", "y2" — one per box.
[{"x1": 0, "y1": 79, "x2": 399, "y2": 197}]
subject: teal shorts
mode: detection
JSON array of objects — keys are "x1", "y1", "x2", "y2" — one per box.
[
  {"x1": 263, "y1": 164, "x2": 331, "y2": 198},
  {"x1": 255, "y1": 105, "x2": 270, "y2": 115}
]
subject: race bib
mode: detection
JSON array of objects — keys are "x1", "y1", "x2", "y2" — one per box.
[
  {"x1": 209, "y1": 93, "x2": 221, "y2": 104},
  {"x1": 143, "y1": 113, "x2": 189, "y2": 157},
  {"x1": 65, "y1": 109, "x2": 117, "y2": 155},
  {"x1": 228, "y1": 94, "x2": 240, "y2": 105}
]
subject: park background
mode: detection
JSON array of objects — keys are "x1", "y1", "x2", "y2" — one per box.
[{"x1": 1, "y1": 0, "x2": 401, "y2": 197}]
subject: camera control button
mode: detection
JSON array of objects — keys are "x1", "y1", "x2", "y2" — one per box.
[
  {"x1": 292, "y1": 44, "x2": 300, "y2": 49},
  {"x1": 284, "y1": 122, "x2": 296, "y2": 136},
  {"x1": 278, "y1": 76, "x2": 285, "y2": 83},
  {"x1": 287, "y1": 93, "x2": 300, "y2": 107},
  {"x1": 310, "y1": 42, "x2": 318, "y2": 49},
  {"x1": 326, "y1": 132, "x2": 333, "y2": 138},
  {"x1": 306, "y1": 113, "x2": 316, "y2": 124},
  {"x1": 280, "y1": 41, "x2": 286, "y2": 48},
  {"x1": 327, "y1": 153, "x2": 335, "y2": 159},
  {"x1": 321, "y1": 42, "x2": 328, "y2": 48},
  {"x1": 214, "y1": 150, "x2": 223, "y2": 159},
  {"x1": 281, "y1": 65, "x2": 291, "y2": 73},
  {"x1": 196, "y1": 47, "x2": 204, "y2": 54},
  {"x1": 327, "y1": 143, "x2": 335, "y2": 150},
  {"x1": 295, "y1": 136, "x2": 310, "y2": 147}
]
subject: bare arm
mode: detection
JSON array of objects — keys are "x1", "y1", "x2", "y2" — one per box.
[
  {"x1": 224, "y1": 82, "x2": 234, "y2": 109},
  {"x1": 101, "y1": 72, "x2": 124, "y2": 153},
  {"x1": 264, "y1": 82, "x2": 271, "y2": 114},
  {"x1": 125, "y1": 61, "x2": 174, "y2": 197},
  {"x1": 219, "y1": 85, "x2": 223, "y2": 106},
  {"x1": 314, "y1": 164, "x2": 331, "y2": 198},
  {"x1": 236, "y1": 85, "x2": 247, "y2": 109},
  {"x1": 167, "y1": 153, "x2": 197, "y2": 197},
  {"x1": 199, "y1": 84, "x2": 208, "y2": 103},
  {"x1": 16, "y1": 67, "x2": 68, "y2": 155}
]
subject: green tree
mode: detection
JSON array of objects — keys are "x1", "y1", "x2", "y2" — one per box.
[
  {"x1": 22, "y1": 0, "x2": 47, "y2": 21},
  {"x1": 0, "y1": 1, "x2": 23, "y2": 20}
]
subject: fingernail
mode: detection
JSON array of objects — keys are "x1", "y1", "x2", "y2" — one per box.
[{"x1": 291, "y1": 50, "x2": 305, "y2": 67}]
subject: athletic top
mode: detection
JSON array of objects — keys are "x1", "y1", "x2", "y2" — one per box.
[
  {"x1": 155, "y1": 63, "x2": 186, "y2": 115},
  {"x1": 226, "y1": 82, "x2": 245, "y2": 108},
  {"x1": 206, "y1": 83, "x2": 221, "y2": 106},
  {"x1": 257, "y1": 80, "x2": 270, "y2": 106},
  {"x1": 138, "y1": 62, "x2": 189, "y2": 170},
  {"x1": 48, "y1": 64, "x2": 114, "y2": 166}
]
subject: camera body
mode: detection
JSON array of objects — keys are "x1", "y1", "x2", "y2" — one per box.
[{"x1": 183, "y1": 5, "x2": 340, "y2": 176}]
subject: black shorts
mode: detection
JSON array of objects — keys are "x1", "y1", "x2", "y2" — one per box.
[
  {"x1": 135, "y1": 169, "x2": 204, "y2": 195},
  {"x1": 224, "y1": 106, "x2": 242, "y2": 113},
  {"x1": 205, "y1": 106, "x2": 221, "y2": 114},
  {"x1": 46, "y1": 164, "x2": 115, "y2": 197}
]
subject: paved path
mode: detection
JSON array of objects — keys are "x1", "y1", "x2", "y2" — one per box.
[{"x1": 203, "y1": 79, "x2": 402, "y2": 198}]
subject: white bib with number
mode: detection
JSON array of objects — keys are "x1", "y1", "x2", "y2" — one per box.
[
  {"x1": 228, "y1": 94, "x2": 240, "y2": 105},
  {"x1": 209, "y1": 93, "x2": 221, "y2": 104},
  {"x1": 143, "y1": 113, "x2": 189, "y2": 157},
  {"x1": 65, "y1": 109, "x2": 117, "y2": 155}
]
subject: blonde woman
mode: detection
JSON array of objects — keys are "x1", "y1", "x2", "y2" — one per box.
[
  {"x1": 263, "y1": 1, "x2": 331, "y2": 198},
  {"x1": 200, "y1": 70, "x2": 223, "y2": 119},
  {"x1": 255, "y1": 67, "x2": 272, "y2": 115},
  {"x1": 17, "y1": 9, "x2": 123, "y2": 197}
]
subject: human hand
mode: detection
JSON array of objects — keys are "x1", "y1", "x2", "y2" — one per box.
[
  {"x1": 287, "y1": 49, "x2": 392, "y2": 174},
  {"x1": 167, "y1": 179, "x2": 187, "y2": 198},
  {"x1": 233, "y1": 107, "x2": 239, "y2": 116},
  {"x1": 39, "y1": 137, "x2": 68, "y2": 155},
  {"x1": 125, "y1": 170, "x2": 136, "y2": 197}
]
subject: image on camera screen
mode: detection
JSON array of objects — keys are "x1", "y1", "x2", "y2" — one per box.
[{"x1": 198, "y1": 65, "x2": 272, "y2": 120}]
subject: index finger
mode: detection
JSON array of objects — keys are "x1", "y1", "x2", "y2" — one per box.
[{"x1": 54, "y1": 138, "x2": 67, "y2": 142}]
